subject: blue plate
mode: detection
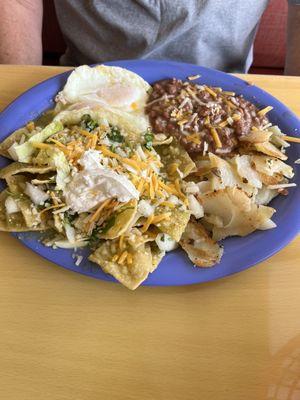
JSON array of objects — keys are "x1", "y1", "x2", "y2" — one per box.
[{"x1": 0, "y1": 60, "x2": 299, "y2": 286}]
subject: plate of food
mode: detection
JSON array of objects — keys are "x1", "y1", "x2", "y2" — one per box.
[{"x1": 0, "y1": 60, "x2": 299, "y2": 289}]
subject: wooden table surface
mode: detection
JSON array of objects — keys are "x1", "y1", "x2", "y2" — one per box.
[{"x1": 0, "y1": 66, "x2": 300, "y2": 400}]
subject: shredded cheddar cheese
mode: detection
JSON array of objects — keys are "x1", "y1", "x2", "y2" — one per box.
[
  {"x1": 218, "y1": 120, "x2": 228, "y2": 128},
  {"x1": 168, "y1": 163, "x2": 179, "y2": 175},
  {"x1": 141, "y1": 214, "x2": 154, "y2": 233},
  {"x1": 210, "y1": 127, "x2": 222, "y2": 148},
  {"x1": 39, "y1": 203, "x2": 66, "y2": 216},
  {"x1": 89, "y1": 199, "x2": 111, "y2": 223},
  {"x1": 118, "y1": 251, "x2": 128, "y2": 264},
  {"x1": 119, "y1": 235, "x2": 125, "y2": 251},
  {"x1": 112, "y1": 254, "x2": 119, "y2": 263},
  {"x1": 159, "y1": 201, "x2": 176, "y2": 209},
  {"x1": 258, "y1": 106, "x2": 273, "y2": 116},
  {"x1": 79, "y1": 129, "x2": 96, "y2": 139},
  {"x1": 205, "y1": 86, "x2": 217, "y2": 98},
  {"x1": 278, "y1": 135, "x2": 300, "y2": 144},
  {"x1": 137, "y1": 178, "x2": 145, "y2": 193},
  {"x1": 32, "y1": 142, "x2": 54, "y2": 150},
  {"x1": 126, "y1": 253, "x2": 133, "y2": 265},
  {"x1": 152, "y1": 213, "x2": 171, "y2": 224}
]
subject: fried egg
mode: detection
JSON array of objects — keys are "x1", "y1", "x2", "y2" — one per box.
[{"x1": 58, "y1": 65, "x2": 150, "y2": 114}]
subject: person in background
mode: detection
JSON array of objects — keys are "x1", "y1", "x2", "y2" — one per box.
[{"x1": 0, "y1": 0, "x2": 299, "y2": 75}]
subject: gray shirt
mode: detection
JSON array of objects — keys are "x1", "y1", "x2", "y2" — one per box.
[{"x1": 54, "y1": 0, "x2": 270, "y2": 73}]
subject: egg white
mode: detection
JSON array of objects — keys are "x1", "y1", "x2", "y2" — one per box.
[{"x1": 58, "y1": 65, "x2": 150, "y2": 114}]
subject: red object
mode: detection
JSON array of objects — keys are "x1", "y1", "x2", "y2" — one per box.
[
  {"x1": 251, "y1": 0, "x2": 287, "y2": 74},
  {"x1": 42, "y1": 0, "x2": 287, "y2": 73}
]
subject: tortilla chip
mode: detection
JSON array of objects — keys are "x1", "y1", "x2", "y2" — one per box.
[
  {"x1": 100, "y1": 200, "x2": 138, "y2": 240},
  {"x1": 0, "y1": 190, "x2": 42, "y2": 232},
  {"x1": 17, "y1": 198, "x2": 41, "y2": 228},
  {"x1": 156, "y1": 208, "x2": 190, "y2": 242},
  {"x1": 89, "y1": 237, "x2": 153, "y2": 290},
  {"x1": 5, "y1": 174, "x2": 27, "y2": 193},
  {"x1": 180, "y1": 219, "x2": 223, "y2": 267},
  {"x1": 200, "y1": 187, "x2": 276, "y2": 241},
  {"x1": 149, "y1": 242, "x2": 165, "y2": 272},
  {"x1": 54, "y1": 108, "x2": 147, "y2": 143},
  {"x1": 0, "y1": 162, "x2": 55, "y2": 180},
  {"x1": 158, "y1": 139, "x2": 196, "y2": 178},
  {"x1": 4, "y1": 175, "x2": 48, "y2": 230}
]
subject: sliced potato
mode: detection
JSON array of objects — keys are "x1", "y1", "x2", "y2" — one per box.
[
  {"x1": 200, "y1": 187, "x2": 276, "y2": 241},
  {"x1": 253, "y1": 142, "x2": 287, "y2": 161},
  {"x1": 232, "y1": 155, "x2": 262, "y2": 188},
  {"x1": 180, "y1": 219, "x2": 223, "y2": 267},
  {"x1": 251, "y1": 155, "x2": 294, "y2": 178},
  {"x1": 239, "y1": 130, "x2": 272, "y2": 143}
]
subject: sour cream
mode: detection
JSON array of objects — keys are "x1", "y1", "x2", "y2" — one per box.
[{"x1": 64, "y1": 150, "x2": 139, "y2": 213}]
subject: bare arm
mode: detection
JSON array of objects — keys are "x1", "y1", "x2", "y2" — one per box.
[
  {"x1": 0, "y1": 0, "x2": 43, "y2": 64},
  {"x1": 285, "y1": 2, "x2": 300, "y2": 75}
]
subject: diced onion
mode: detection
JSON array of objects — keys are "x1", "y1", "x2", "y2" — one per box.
[
  {"x1": 5, "y1": 196, "x2": 20, "y2": 214},
  {"x1": 25, "y1": 182, "x2": 49, "y2": 205}
]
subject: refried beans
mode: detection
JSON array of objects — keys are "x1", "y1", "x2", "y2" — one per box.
[{"x1": 146, "y1": 78, "x2": 270, "y2": 156}]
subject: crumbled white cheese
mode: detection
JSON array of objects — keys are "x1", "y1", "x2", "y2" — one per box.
[
  {"x1": 185, "y1": 181, "x2": 200, "y2": 194},
  {"x1": 137, "y1": 200, "x2": 154, "y2": 217},
  {"x1": 168, "y1": 195, "x2": 180, "y2": 205},
  {"x1": 155, "y1": 233, "x2": 177, "y2": 252}
]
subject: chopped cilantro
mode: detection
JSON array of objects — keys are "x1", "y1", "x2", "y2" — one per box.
[
  {"x1": 80, "y1": 114, "x2": 99, "y2": 132},
  {"x1": 110, "y1": 144, "x2": 116, "y2": 153},
  {"x1": 107, "y1": 126, "x2": 124, "y2": 143},
  {"x1": 64, "y1": 212, "x2": 77, "y2": 225},
  {"x1": 144, "y1": 130, "x2": 154, "y2": 150}
]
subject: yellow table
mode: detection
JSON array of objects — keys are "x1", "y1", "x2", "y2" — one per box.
[{"x1": 0, "y1": 66, "x2": 299, "y2": 400}]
